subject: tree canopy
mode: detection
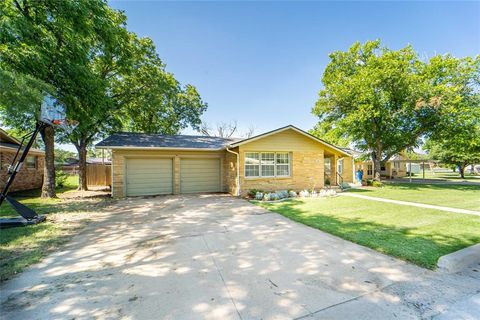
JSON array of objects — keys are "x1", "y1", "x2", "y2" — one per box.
[
  {"x1": 423, "y1": 55, "x2": 480, "y2": 177},
  {"x1": 1, "y1": 0, "x2": 208, "y2": 192},
  {"x1": 311, "y1": 40, "x2": 476, "y2": 179}
]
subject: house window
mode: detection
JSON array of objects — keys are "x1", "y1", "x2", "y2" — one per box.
[
  {"x1": 261, "y1": 152, "x2": 275, "y2": 177},
  {"x1": 393, "y1": 161, "x2": 400, "y2": 169},
  {"x1": 245, "y1": 152, "x2": 260, "y2": 177},
  {"x1": 337, "y1": 159, "x2": 344, "y2": 174},
  {"x1": 276, "y1": 152, "x2": 290, "y2": 176},
  {"x1": 26, "y1": 156, "x2": 36, "y2": 169},
  {"x1": 244, "y1": 152, "x2": 290, "y2": 178},
  {"x1": 367, "y1": 164, "x2": 373, "y2": 175}
]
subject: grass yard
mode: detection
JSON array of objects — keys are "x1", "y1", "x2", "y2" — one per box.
[
  {"x1": 254, "y1": 196, "x2": 480, "y2": 269},
  {"x1": 417, "y1": 171, "x2": 480, "y2": 182},
  {"x1": 347, "y1": 183, "x2": 480, "y2": 211},
  {"x1": 0, "y1": 175, "x2": 111, "y2": 281}
]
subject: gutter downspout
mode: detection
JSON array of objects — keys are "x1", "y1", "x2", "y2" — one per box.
[{"x1": 226, "y1": 147, "x2": 240, "y2": 196}]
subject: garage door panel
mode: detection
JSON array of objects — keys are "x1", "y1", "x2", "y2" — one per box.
[
  {"x1": 127, "y1": 174, "x2": 173, "y2": 181},
  {"x1": 126, "y1": 158, "x2": 173, "y2": 196},
  {"x1": 126, "y1": 168, "x2": 172, "y2": 174},
  {"x1": 180, "y1": 158, "x2": 221, "y2": 193}
]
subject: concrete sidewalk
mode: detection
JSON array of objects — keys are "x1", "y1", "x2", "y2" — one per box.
[
  {"x1": 341, "y1": 192, "x2": 480, "y2": 216},
  {"x1": 1, "y1": 195, "x2": 479, "y2": 319}
]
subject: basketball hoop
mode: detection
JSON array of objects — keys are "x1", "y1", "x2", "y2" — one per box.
[
  {"x1": 39, "y1": 95, "x2": 78, "y2": 133},
  {"x1": 53, "y1": 119, "x2": 78, "y2": 134}
]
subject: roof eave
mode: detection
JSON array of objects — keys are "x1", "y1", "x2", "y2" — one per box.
[
  {"x1": 95, "y1": 146, "x2": 226, "y2": 151},
  {"x1": 0, "y1": 145, "x2": 45, "y2": 155},
  {"x1": 228, "y1": 125, "x2": 351, "y2": 157}
]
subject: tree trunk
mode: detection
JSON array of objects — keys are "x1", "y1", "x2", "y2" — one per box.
[
  {"x1": 371, "y1": 151, "x2": 382, "y2": 181},
  {"x1": 74, "y1": 139, "x2": 89, "y2": 191},
  {"x1": 40, "y1": 125, "x2": 57, "y2": 198},
  {"x1": 459, "y1": 163, "x2": 466, "y2": 179}
]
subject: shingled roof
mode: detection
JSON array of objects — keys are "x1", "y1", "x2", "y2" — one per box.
[{"x1": 96, "y1": 132, "x2": 240, "y2": 150}]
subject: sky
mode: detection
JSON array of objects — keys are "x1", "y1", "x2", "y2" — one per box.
[
  {"x1": 61, "y1": 0, "x2": 480, "y2": 151},
  {"x1": 107, "y1": 0, "x2": 479, "y2": 137}
]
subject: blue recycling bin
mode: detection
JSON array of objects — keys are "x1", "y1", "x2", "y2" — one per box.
[{"x1": 356, "y1": 169, "x2": 363, "y2": 183}]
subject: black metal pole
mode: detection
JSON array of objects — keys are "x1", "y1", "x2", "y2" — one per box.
[{"x1": 0, "y1": 122, "x2": 46, "y2": 206}]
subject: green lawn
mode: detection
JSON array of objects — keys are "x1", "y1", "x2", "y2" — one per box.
[
  {"x1": 398, "y1": 171, "x2": 480, "y2": 182},
  {"x1": 347, "y1": 183, "x2": 480, "y2": 211},
  {"x1": 254, "y1": 197, "x2": 480, "y2": 269},
  {"x1": 0, "y1": 175, "x2": 111, "y2": 281}
]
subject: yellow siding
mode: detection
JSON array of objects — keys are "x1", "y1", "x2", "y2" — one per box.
[
  {"x1": 237, "y1": 129, "x2": 327, "y2": 196},
  {"x1": 341, "y1": 156, "x2": 354, "y2": 184}
]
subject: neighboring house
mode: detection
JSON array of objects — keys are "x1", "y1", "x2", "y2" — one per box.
[
  {"x1": 340, "y1": 148, "x2": 409, "y2": 180},
  {"x1": 0, "y1": 129, "x2": 45, "y2": 192},
  {"x1": 354, "y1": 155, "x2": 409, "y2": 180},
  {"x1": 96, "y1": 125, "x2": 354, "y2": 197}
]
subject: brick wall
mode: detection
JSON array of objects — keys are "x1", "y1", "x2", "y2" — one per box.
[
  {"x1": 341, "y1": 156, "x2": 354, "y2": 183},
  {"x1": 0, "y1": 151, "x2": 44, "y2": 192},
  {"x1": 224, "y1": 148, "x2": 239, "y2": 195},
  {"x1": 238, "y1": 150, "x2": 325, "y2": 196}
]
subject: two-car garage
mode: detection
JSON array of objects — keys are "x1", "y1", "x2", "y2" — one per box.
[
  {"x1": 96, "y1": 133, "x2": 235, "y2": 198},
  {"x1": 125, "y1": 157, "x2": 222, "y2": 197}
]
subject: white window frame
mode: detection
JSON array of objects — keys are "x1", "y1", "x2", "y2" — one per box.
[
  {"x1": 244, "y1": 152, "x2": 291, "y2": 178},
  {"x1": 245, "y1": 152, "x2": 260, "y2": 178},
  {"x1": 260, "y1": 152, "x2": 275, "y2": 177},
  {"x1": 275, "y1": 152, "x2": 290, "y2": 177}
]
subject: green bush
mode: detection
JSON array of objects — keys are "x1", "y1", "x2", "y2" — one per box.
[
  {"x1": 248, "y1": 189, "x2": 264, "y2": 198},
  {"x1": 55, "y1": 170, "x2": 69, "y2": 188},
  {"x1": 371, "y1": 180, "x2": 383, "y2": 187}
]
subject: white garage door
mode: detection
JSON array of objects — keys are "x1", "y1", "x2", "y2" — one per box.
[
  {"x1": 180, "y1": 158, "x2": 221, "y2": 193},
  {"x1": 126, "y1": 158, "x2": 173, "y2": 196}
]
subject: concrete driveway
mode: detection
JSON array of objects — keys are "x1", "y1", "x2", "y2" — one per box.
[{"x1": 1, "y1": 195, "x2": 479, "y2": 320}]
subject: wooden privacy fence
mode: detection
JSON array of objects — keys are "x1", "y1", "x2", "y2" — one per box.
[{"x1": 86, "y1": 164, "x2": 111, "y2": 187}]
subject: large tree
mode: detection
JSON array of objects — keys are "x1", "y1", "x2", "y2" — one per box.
[
  {"x1": 118, "y1": 37, "x2": 207, "y2": 135},
  {"x1": 0, "y1": 0, "x2": 122, "y2": 197},
  {"x1": 65, "y1": 33, "x2": 207, "y2": 190},
  {"x1": 424, "y1": 131, "x2": 480, "y2": 178},
  {"x1": 312, "y1": 40, "x2": 443, "y2": 180},
  {"x1": 423, "y1": 55, "x2": 480, "y2": 178}
]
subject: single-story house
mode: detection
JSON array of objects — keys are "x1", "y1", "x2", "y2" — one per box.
[
  {"x1": 96, "y1": 125, "x2": 355, "y2": 197},
  {"x1": 355, "y1": 156, "x2": 409, "y2": 180},
  {"x1": 0, "y1": 128, "x2": 45, "y2": 192},
  {"x1": 342, "y1": 148, "x2": 408, "y2": 180}
]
